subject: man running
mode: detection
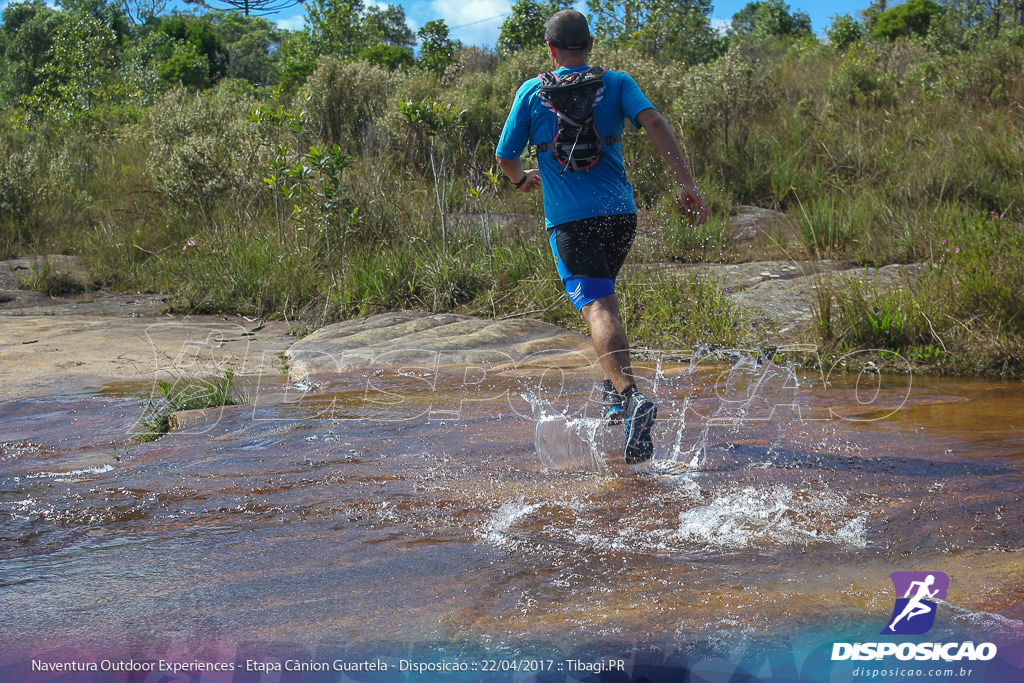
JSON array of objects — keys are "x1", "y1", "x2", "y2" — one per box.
[{"x1": 496, "y1": 9, "x2": 709, "y2": 464}]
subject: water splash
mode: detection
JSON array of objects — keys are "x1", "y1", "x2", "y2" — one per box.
[
  {"x1": 25, "y1": 465, "x2": 114, "y2": 480},
  {"x1": 525, "y1": 391, "x2": 609, "y2": 473},
  {"x1": 650, "y1": 348, "x2": 804, "y2": 470},
  {"x1": 676, "y1": 483, "x2": 867, "y2": 549},
  {"x1": 519, "y1": 347, "x2": 810, "y2": 473},
  {"x1": 478, "y1": 500, "x2": 542, "y2": 547}
]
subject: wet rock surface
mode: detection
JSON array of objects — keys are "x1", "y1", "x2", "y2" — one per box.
[{"x1": 2, "y1": 258, "x2": 1022, "y2": 664}]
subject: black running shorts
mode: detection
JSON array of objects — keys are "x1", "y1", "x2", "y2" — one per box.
[{"x1": 547, "y1": 213, "x2": 637, "y2": 309}]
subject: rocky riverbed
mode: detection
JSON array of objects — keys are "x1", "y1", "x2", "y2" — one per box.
[{"x1": 0, "y1": 245, "x2": 924, "y2": 394}]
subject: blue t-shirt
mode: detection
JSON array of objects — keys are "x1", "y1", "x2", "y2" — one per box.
[{"x1": 496, "y1": 65, "x2": 655, "y2": 229}]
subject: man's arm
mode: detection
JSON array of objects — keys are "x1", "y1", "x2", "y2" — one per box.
[
  {"x1": 635, "y1": 108, "x2": 709, "y2": 226},
  {"x1": 496, "y1": 156, "x2": 542, "y2": 193}
]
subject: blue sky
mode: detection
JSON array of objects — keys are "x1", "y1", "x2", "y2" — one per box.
[
  {"x1": 270, "y1": 0, "x2": 874, "y2": 46},
  {"x1": 0, "y1": 0, "x2": 873, "y2": 45}
]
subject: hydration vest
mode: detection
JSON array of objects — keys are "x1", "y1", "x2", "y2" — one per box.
[{"x1": 535, "y1": 66, "x2": 621, "y2": 174}]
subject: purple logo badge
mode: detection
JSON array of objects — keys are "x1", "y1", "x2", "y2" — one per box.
[{"x1": 882, "y1": 571, "x2": 950, "y2": 635}]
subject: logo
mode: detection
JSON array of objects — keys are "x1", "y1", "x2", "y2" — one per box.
[
  {"x1": 568, "y1": 282, "x2": 584, "y2": 303},
  {"x1": 882, "y1": 571, "x2": 950, "y2": 635},
  {"x1": 832, "y1": 570, "x2": 997, "y2": 664}
]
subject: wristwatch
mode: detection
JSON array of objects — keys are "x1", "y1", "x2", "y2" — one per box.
[{"x1": 511, "y1": 173, "x2": 529, "y2": 188}]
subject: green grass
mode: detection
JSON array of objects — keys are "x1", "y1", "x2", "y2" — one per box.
[
  {"x1": 618, "y1": 268, "x2": 750, "y2": 351},
  {"x1": 2, "y1": 31, "x2": 1023, "y2": 376},
  {"x1": 138, "y1": 370, "x2": 246, "y2": 441},
  {"x1": 818, "y1": 213, "x2": 1024, "y2": 377},
  {"x1": 17, "y1": 258, "x2": 86, "y2": 297}
]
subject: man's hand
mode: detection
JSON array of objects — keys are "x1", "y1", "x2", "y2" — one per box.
[
  {"x1": 636, "y1": 108, "x2": 710, "y2": 226},
  {"x1": 516, "y1": 169, "x2": 542, "y2": 193},
  {"x1": 679, "y1": 182, "x2": 709, "y2": 226},
  {"x1": 496, "y1": 157, "x2": 542, "y2": 194}
]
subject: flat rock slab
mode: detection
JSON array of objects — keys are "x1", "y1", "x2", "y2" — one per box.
[
  {"x1": 653, "y1": 260, "x2": 925, "y2": 342},
  {"x1": 727, "y1": 205, "x2": 797, "y2": 242},
  {"x1": 285, "y1": 312, "x2": 594, "y2": 380},
  {"x1": 731, "y1": 264, "x2": 921, "y2": 339},
  {"x1": 0, "y1": 313, "x2": 293, "y2": 398},
  {"x1": 659, "y1": 260, "x2": 848, "y2": 291}
]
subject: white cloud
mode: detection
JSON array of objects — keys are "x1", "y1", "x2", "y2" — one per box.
[
  {"x1": 275, "y1": 13, "x2": 306, "y2": 32},
  {"x1": 426, "y1": 0, "x2": 510, "y2": 48}
]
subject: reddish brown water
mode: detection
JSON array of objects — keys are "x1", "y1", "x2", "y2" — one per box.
[{"x1": 1, "y1": 359, "x2": 1022, "y2": 673}]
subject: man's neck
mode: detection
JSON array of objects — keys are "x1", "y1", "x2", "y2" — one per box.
[{"x1": 552, "y1": 53, "x2": 588, "y2": 70}]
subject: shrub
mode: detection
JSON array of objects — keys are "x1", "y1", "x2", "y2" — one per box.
[
  {"x1": 157, "y1": 40, "x2": 211, "y2": 90},
  {"x1": 673, "y1": 46, "x2": 777, "y2": 157},
  {"x1": 592, "y1": 46, "x2": 688, "y2": 114},
  {"x1": 17, "y1": 257, "x2": 86, "y2": 295},
  {"x1": 0, "y1": 142, "x2": 43, "y2": 225},
  {"x1": 827, "y1": 46, "x2": 899, "y2": 107},
  {"x1": 145, "y1": 83, "x2": 265, "y2": 211},
  {"x1": 138, "y1": 370, "x2": 244, "y2": 440},
  {"x1": 302, "y1": 56, "x2": 403, "y2": 153},
  {"x1": 357, "y1": 44, "x2": 414, "y2": 71}
]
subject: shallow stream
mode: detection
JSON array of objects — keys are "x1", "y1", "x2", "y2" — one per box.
[{"x1": 1, "y1": 355, "x2": 1022, "y2": 678}]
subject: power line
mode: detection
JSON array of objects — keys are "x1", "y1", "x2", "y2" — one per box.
[{"x1": 450, "y1": 12, "x2": 510, "y2": 30}]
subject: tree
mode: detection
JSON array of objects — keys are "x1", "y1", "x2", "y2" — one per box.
[
  {"x1": 630, "y1": 0, "x2": 725, "y2": 65},
  {"x1": 586, "y1": 0, "x2": 655, "y2": 46},
  {"x1": 361, "y1": 4, "x2": 414, "y2": 48},
  {"x1": 56, "y1": 0, "x2": 131, "y2": 39},
  {"x1": 729, "y1": 0, "x2": 812, "y2": 40},
  {"x1": 827, "y1": 13, "x2": 865, "y2": 50},
  {"x1": 119, "y1": 0, "x2": 170, "y2": 25},
  {"x1": 276, "y1": 30, "x2": 316, "y2": 92},
  {"x1": 156, "y1": 38, "x2": 211, "y2": 89},
  {"x1": 871, "y1": 0, "x2": 943, "y2": 40},
  {"x1": 860, "y1": 0, "x2": 888, "y2": 31},
  {"x1": 939, "y1": 0, "x2": 1024, "y2": 40},
  {"x1": 305, "y1": 0, "x2": 365, "y2": 56},
  {"x1": 586, "y1": 0, "x2": 722, "y2": 63},
  {"x1": 183, "y1": 0, "x2": 305, "y2": 18},
  {"x1": 0, "y1": 1, "x2": 67, "y2": 100},
  {"x1": 418, "y1": 19, "x2": 460, "y2": 73},
  {"x1": 498, "y1": 0, "x2": 548, "y2": 55},
  {"x1": 156, "y1": 16, "x2": 229, "y2": 84},
  {"x1": 209, "y1": 11, "x2": 283, "y2": 84},
  {"x1": 22, "y1": 12, "x2": 120, "y2": 121}
]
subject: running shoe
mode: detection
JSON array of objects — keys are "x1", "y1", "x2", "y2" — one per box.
[
  {"x1": 623, "y1": 391, "x2": 657, "y2": 464},
  {"x1": 602, "y1": 379, "x2": 624, "y2": 425}
]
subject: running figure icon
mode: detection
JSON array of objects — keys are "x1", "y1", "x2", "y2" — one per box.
[
  {"x1": 883, "y1": 571, "x2": 950, "y2": 635},
  {"x1": 888, "y1": 574, "x2": 939, "y2": 631}
]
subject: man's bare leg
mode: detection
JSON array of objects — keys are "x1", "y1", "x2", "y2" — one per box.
[
  {"x1": 581, "y1": 293, "x2": 657, "y2": 463},
  {"x1": 580, "y1": 294, "x2": 633, "y2": 393}
]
